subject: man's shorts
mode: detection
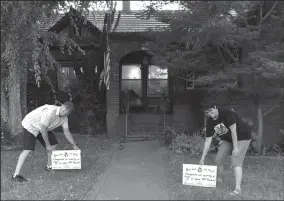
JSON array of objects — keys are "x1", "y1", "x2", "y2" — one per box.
[
  {"x1": 215, "y1": 139, "x2": 251, "y2": 167},
  {"x1": 23, "y1": 128, "x2": 58, "y2": 151}
]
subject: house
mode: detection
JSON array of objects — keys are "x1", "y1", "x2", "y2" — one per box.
[
  {"x1": 41, "y1": 1, "x2": 283, "y2": 146},
  {"x1": 40, "y1": 1, "x2": 205, "y2": 138}
]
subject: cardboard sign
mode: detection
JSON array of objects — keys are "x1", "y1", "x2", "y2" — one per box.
[
  {"x1": 182, "y1": 164, "x2": 217, "y2": 187},
  {"x1": 51, "y1": 150, "x2": 81, "y2": 169}
]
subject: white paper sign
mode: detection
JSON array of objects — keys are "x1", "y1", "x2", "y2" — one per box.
[
  {"x1": 51, "y1": 150, "x2": 81, "y2": 169},
  {"x1": 182, "y1": 164, "x2": 217, "y2": 187}
]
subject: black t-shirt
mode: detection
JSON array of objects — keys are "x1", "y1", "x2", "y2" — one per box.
[{"x1": 206, "y1": 109, "x2": 252, "y2": 142}]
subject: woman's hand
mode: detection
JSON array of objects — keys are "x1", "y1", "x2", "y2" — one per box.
[
  {"x1": 232, "y1": 148, "x2": 239, "y2": 156},
  {"x1": 72, "y1": 143, "x2": 80, "y2": 150}
]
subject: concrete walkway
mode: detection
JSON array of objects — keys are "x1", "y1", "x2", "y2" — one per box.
[{"x1": 85, "y1": 140, "x2": 171, "y2": 200}]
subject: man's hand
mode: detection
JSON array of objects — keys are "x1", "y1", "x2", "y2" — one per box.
[
  {"x1": 46, "y1": 144, "x2": 53, "y2": 152},
  {"x1": 72, "y1": 143, "x2": 80, "y2": 150},
  {"x1": 232, "y1": 148, "x2": 239, "y2": 156}
]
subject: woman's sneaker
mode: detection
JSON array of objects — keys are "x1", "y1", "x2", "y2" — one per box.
[{"x1": 11, "y1": 174, "x2": 27, "y2": 182}]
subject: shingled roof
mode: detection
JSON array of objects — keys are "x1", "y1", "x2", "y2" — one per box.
[{"x1": 43, "y1": 10, "x2": 170, "y2": 33}]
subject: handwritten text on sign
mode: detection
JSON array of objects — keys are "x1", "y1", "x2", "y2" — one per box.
[
  {"x1": 182, "y1": 164, "x2": 217, "y2": 187},
  {"x1": 51, "y1": 150, "x2": 81, "y2": 169}
]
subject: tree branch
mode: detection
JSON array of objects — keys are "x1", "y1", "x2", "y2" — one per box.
[
  {"x1": 259, "y1": 1, "x2": 263, "y2": 21},
  {"x1": 263, "y1": 88, "x2": 283, "y2": 117},
  {"x1": 221, "y1": 43, "x2": 238, "y2": 63},
  {"x1": 112, "y1": 11, "x2": 121, "y2": 32},
  {"x1": 259, "y1": 1, "x2": 278, "y2": 25},
  {"x1": 217, "y1": 45, "x2": 226, "y2": 69}
]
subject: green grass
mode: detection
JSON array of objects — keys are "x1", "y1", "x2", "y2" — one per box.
[
  {"x1": 1, "y1": 134, "x2": 119, "y2": 200},
  {"x1": 166, "y1": 151, "x2": 284, "y2": 200}
]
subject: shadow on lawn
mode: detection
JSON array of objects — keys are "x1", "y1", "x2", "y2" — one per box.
[
  {"x1": 1, "y1": 134, "x2": 119, "y2": 200},
  {"x1": 166, "y1": 152, "x2": 284, "y2": 200}
]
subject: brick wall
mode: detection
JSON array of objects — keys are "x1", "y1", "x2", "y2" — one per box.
[
  {"x1": 106, "y1": 40, "x2": 142, "y2": 136},
  {"x1": 106, "y1": 57, "x2": 120, "y2": 136}
]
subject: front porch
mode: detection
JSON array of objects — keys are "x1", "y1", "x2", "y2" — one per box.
[{"x1": 106, "y1": 43, "x2": 204, "y2": 137}]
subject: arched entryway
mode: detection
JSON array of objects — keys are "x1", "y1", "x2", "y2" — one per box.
[
  {"x1": 119, "y1": 51, "x2": 171, "y2": 114},
  {"x1": 118, "y1": 50, "x2": 172, "y2": 137}
]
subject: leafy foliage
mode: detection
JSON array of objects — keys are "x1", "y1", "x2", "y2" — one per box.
[
  {"x1": 141, "y1": 1, "x2": 284, "y2": 153},
  {"x1": 1, "y1": 1, "x2": 90, "y2": 92},
  {"x1": 0, "y1": 1, "x2": 100, "y2": 138},
  {"x1": 164, "y1": 125, "x2": 216, "y2": 155},
  {"x1": 63, "y1": 2, "x2": 121, "y2": 133},
  {"x1": 143, "y1": 1, "x2": 284, "y2": 93}
]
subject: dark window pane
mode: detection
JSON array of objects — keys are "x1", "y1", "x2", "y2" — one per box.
[
  {"x1": 122, "y1": 65, "x2": 141, "y2": 79},
  {"x1": 60, "y1": 67, "x2": 76, "y2": 77},
  {"x1": 186, "y1": 80, "x2": 194, "y2": 89},
  {"x1": 58, "y1": 67, "x2": 78, "y2": 91},
  {"x1": 121, "y1": 80, "x2": 142, "y2": 97},
  {"x1": 148, "y1": 80, "x2": 168, "y2": 96},
  {"x1": 148, "y1": 65, "x2": 168, "y2": 79}
]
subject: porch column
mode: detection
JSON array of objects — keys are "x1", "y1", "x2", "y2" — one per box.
[
  {"x1": 141, "y1": 64, "x2": 149, "y2": 112},
  {"x1": 106, "y1": 55, "x2": 120, "y2": 136}
]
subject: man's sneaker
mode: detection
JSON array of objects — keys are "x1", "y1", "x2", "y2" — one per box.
[
  {"x1": 45, "y1": 166, "x2": 53, "y2": 172},
  {"x1": 11, "y1": 174, "x2": 27, "y2": 182}
]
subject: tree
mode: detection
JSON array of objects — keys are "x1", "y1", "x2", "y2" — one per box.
[
  {"x1": 65, "y1": 1, "x2": 121, "y2": 134},
  {"x1": 142, "y1": 1, "x2": 284, "y2": 153},
  {"x1": 0, "y1": 1, "x2": 95, "y2": 142},
  {"x1": 1, "y1": 0, "x2": 123, "y2": 141}
]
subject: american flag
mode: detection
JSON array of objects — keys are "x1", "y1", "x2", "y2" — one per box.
[
  {"x1": 104, "y1": 49, "x2": 110, "y2": 90},
  {"x1": 103, "y1": 14, "x2": 111, "y2": 90}
]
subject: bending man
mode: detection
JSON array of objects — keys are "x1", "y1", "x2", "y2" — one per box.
[{"x1": 11, "y1": 101, "x2": 79, "y2": 182}]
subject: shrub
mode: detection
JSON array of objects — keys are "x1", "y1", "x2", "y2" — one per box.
[
  {"x1": 164, "y1": 126, "x2": 216, "y2": 156},
  {"x1": 164, "y1": 125, "x2": 186, "y2": 147},
  {"x1": 247, "y1": 131, "x2": 282, "y2": 156},
  {"x1": 261, "y1": 143, "x2": 282, "y2": 156}
]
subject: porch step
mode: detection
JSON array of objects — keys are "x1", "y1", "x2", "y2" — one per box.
[
  {"x1": 124, "y1": 113, "x2": 168, "y2": 134},
  {"x1": 127, "y1": 114, "x2": 166, "y2": 124},
  {"x1": 124, "y1": 136, "x2": 166, "y2": 141},
  {"x1": 128, "y1": 125, "x2": 165, "y2": 132},
  {"x1": 126, "y1": 132, "x2": 166, "y2": 140}
]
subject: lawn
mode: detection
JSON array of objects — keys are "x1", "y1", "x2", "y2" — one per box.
[
  {"x1": 1, "y1": 133, "x2": 119, "y2": 200},
  {"x1": 166, "y1": 151, "x2": 284, "y2": 200}
]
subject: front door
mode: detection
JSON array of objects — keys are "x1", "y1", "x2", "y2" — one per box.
[{"x1": 120, "y1": 63, "x2": 171, "y2": 138}]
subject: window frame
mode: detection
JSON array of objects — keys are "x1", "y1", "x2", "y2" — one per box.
[
  {"x1": 147, "y1": 65, "x2": 169, "y2": 97},
  {"x1": 185, "y1": 71, "x2": 195, "y2": 90},
  {"x1": 121, "y1": 64, "x2": 142, "y2": 97}
]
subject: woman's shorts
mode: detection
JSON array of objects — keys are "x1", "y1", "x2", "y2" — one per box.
[{"x1": 215, "y1": 139, "x2": 251, "y2": 167}]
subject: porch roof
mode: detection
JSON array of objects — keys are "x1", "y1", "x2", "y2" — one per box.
[{"x1": 43, "y1": 10, "x2": 170, "y2": 33}]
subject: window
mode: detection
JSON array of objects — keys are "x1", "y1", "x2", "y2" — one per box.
[
  {"x1": 120, "y1": 64, "x2": 143, "y2": 112},
  {"x1": 121, "y1": 65, "x2": 142, "y2": 97},
  {"x1": 59, "y1": 67, "x2": 77, "y2": 77},
  {"x1": 185, "y1": 71, "x2": 195, "y2": 90},
  {"x1": 58, "y1": 65, "x2": 79, "y2": 91},
  {"x1": 148, "y1": 65, "x2": 168, "y2": 97}
]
